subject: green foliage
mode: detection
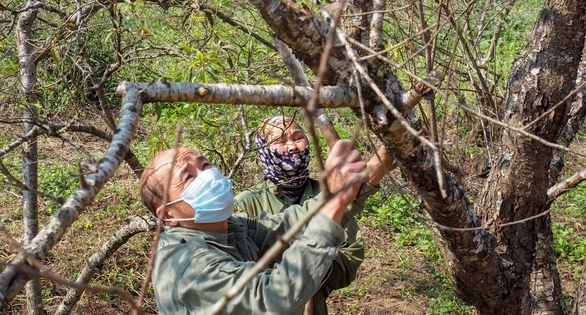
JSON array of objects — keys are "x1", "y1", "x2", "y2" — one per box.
[
  {"x1": 0, "y1": 41, "x2": 18, "y2": 77},
  {"x1": 551, "y1": 181, "x2": 586, "y2": 262},
  {"x1": 428, "y1": 296, "x2": 474, "y2": 315},
  {"x1": 425, "y1": 272, "x2": 474, "y2": 315},
  {"x1": 362, "y1": 192, "x2": 418, "y2": 230},
  {"x1": 38, "y1": 162, "x2": 78, "y2": 215},
  {"x1": 553, "y1": 225, "x2": 586, "y2": 262},
  {"x1": 361, "y1": 192, "x2": 444, "y2": 264}
]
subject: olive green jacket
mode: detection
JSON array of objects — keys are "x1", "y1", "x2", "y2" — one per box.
[
  {"x1": 152, "y1": 194, "x2": 345, "y2": 315},
  {"x1": 235, "y1": 178, "x2": 372, "y2": 315}
]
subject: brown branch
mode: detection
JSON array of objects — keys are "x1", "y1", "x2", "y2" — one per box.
[
  {"x1": 478, "y1": 2, "x2": 514, "y2": 67},
  {"x1": 349, "y1": 35, "x2": 586, "y2": 162},
  {"x1": 78, "y1": 12, "x2": 118, "y2": 132},
  {"x1": 26, "y1": 260, "x2": 142, "y2": 315},
  {"x1": 250, "y1": 0, "x2": 352, "y2": 84},
  {"x1": 437, "y1": 1, "x2": 498, "y2": 120},
  {"x1": 338, "y1": 29, "x2": 449, "y2": 198},
  {"x1": 0, "y1": 125, "x2": 41, "y2": 158},
  {"x1": 0, "y1": 120, "x2": 144, "y2": 179}
]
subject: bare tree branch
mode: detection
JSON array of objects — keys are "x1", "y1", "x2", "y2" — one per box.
[
  {"x1": 115, "y1": 82, "x2": 359, "y2": 108},
  {"x1": 547, "y1": 168, "x2": 586, "y2": 202},
  {"x1": 250, "y1": 0, "x2": 352, "y2": 85},
  {"x1": 55, "y1": 216, "x2": 156, "y2": 315},
  {"x1": 0, "y1": 125, "x2": 41, "y2": 158},
  {"x1": 0, "y1": 84, "x2": 143, "y2": 306}
]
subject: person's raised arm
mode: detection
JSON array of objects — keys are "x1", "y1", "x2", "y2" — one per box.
[
  {"x1": 366, "y1": 145, "x2": 396, "y2": 186},
  {"x1": 318, "y1": 140, "x2": 368, "y2": 224}
]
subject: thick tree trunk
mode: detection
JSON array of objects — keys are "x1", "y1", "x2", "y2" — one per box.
[
  {"x1": 548, "y1": 35, "x2": 586, "y2": 188},
  {"x1": 249, "y1": 0, "x2": 354, "y2": 85},
  {"x1": 475, "y1": 0, "x2": 585, "y2": 313},
  {"x1": 23, "y1": 117, "x2": 43, "y2": 315}
]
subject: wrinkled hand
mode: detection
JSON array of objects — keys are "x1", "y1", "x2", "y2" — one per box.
[{"x1": 320, "y1": 140, "x2": 367, "y2": 224}]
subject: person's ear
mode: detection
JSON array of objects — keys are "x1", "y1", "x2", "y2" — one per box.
[{"x1": 156, "y1": 205, "x2": 179, "y2": 226}]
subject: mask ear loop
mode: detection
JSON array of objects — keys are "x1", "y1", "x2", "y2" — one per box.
[
  {"x1": 156, "y1": 202, "x2": 196, "y2": 222},
  {"x1": 165, "y1": 198, "x2": 183, "y2": 207}
]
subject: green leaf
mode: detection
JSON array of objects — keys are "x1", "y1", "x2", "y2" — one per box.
[{"x1": 154, "y1": 103, "x2": 162, "y2": 120}]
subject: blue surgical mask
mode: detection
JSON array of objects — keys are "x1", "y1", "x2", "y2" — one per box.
[{"x1": 163, "y1": 167, "x2": 234, "y2": 223}]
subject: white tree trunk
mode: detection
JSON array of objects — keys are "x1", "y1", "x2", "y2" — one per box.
[{"x1": 16, "y1": 2, "x2": 43, "y2": 314}]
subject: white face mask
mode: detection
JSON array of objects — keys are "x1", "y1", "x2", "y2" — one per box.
[{"x1": 163, "y1": 167, "x2": 234, "y2": 223}]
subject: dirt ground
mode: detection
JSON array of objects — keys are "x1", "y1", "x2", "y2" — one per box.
[{"x1": 326, "y1": 224, "x2": 447, "y2": 315}]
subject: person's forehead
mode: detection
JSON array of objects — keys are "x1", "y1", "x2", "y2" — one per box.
[
  {"x1": 156, "y1": 148, "x2": 185, "y2": 163},
  {"x1": 268, "y1": 121, "x2": 303, "y2": 135},
  {"x1": 153, "y1": 148, "x2": 202, "y2": 170}
]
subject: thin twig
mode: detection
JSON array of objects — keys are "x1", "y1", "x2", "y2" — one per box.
[
  {"x1": 346, "y1": 37, "x2": 586, "y2": 160},
  {"x1": 0, "y1": 125, "x2": 40, "y2": 158},
  {"x1": 340, "y1": 31, "x2": 449, "y2": 199},
  {"x1": 134, "y1": 122, "x2": 184, "y2": 312}
]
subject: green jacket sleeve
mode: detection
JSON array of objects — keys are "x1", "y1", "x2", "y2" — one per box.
[
  {"x1": 326, "y1": 183, "x2": 377, "y2": 290},
  {"x1": 323, "y1": 217, "x2": 364, "y2": 290}
]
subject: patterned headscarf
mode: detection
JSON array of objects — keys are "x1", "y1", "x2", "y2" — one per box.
[{"x1": 255, "y1": 116, "x2": 310, "y2": 188}]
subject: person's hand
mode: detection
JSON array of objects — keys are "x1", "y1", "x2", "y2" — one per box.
[{"x1": 319, "y1": 140, "x2": 367, "y2": 223}]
